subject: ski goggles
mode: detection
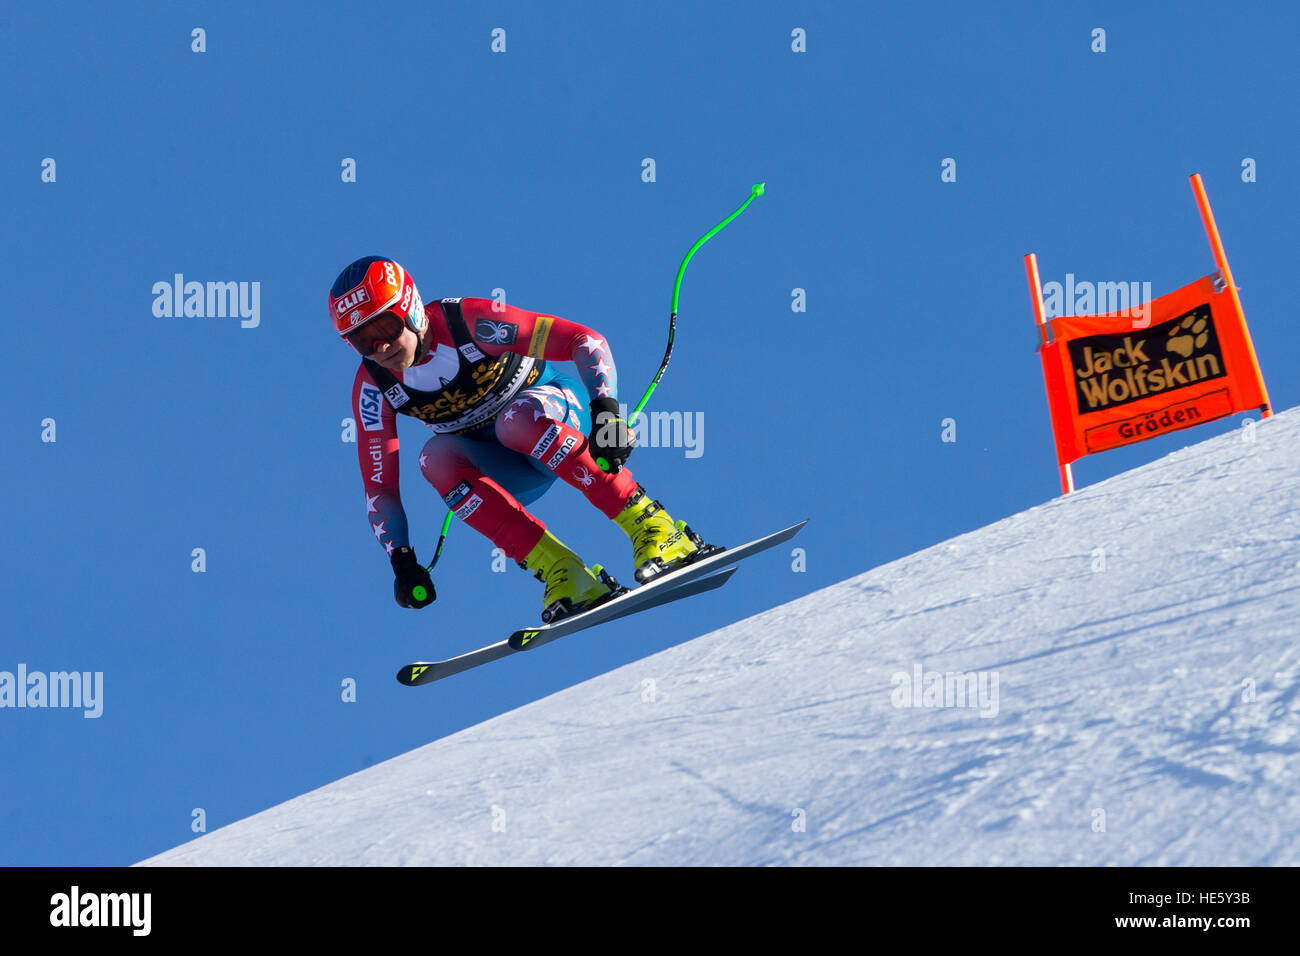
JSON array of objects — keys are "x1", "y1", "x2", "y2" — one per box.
[{"x1": 343, "y1": 310, "x2": 406, "y2": 356}]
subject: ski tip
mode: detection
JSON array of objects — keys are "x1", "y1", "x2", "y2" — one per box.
[
  {"x1": 775, "y1": 518, "x2": 810, "y2": 537},
  {"x1": 698, "y1": 566, "x2": 738, "y2": 588}
]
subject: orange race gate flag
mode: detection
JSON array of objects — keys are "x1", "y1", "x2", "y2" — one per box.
[{"x1": 1025, "y1": 174, "x2": 1271, "y2": 494}]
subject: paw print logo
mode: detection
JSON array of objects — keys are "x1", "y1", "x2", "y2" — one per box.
[{"x1": 1167, "y1": 313, "x2": 1209, "y2": 359}]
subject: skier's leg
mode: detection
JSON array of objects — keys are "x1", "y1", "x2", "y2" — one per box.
[
  {"x1": 418, "y1": 432, "x2": 550, "y2": 561},
  {"x1": 493, "y1": 380, "x2": 639, "y2": 517},
  {"x1": 420, "y1": 429, "x2": 613, "y2": 615},
  {"x1": 494, "y1": 374, "x2": 703, "y2": 583}
]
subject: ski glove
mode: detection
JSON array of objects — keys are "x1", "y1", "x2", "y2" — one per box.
[
  {"x1": 390, "y1": 546, "x2": 436, "y2": 609},
  {"x1": 588, "y1": 396, "x2": 637, "y2": 473}
]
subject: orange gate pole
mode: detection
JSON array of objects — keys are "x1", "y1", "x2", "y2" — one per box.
[
  {"x1": 1189, "y1": 173, "x2": 1271, "y2": 418},
  {"x1": 1025, "y1": 252, "x2": 1074, "y2": 494}
]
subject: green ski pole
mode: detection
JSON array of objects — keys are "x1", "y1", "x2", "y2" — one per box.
[
  {"x1": 596, "y1": 182, "x2": 765, "y2": 471},
  {"x1": 429, "y1": 182, "x2": 766, "y2": 567}
]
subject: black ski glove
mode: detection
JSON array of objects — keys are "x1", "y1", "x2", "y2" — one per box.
[
  {"x1": 588, "y1": 396, "x2": 637, "y2": 473},
  {"x1": 390, "y1": 546, "x2": 436, "y2": 609}
]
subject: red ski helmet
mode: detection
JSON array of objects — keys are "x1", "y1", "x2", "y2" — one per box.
[{"x1": 328, "y1": 256, "x2": 427, "y2": 354}]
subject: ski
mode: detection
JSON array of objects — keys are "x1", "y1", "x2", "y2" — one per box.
[
  {"x1": 396, "y1": 518, "x2": 808, "y2": 687},
  {"x1": 508, "y1": 519, "x2": 808, "y2": 651},
  {"x1": 397, "y1": 566, "x2": 737, "y2": 686}
]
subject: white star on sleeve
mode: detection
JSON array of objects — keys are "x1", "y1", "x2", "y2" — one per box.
[
  {"x1": 595, "y1": 382, "x2": 612, "y2": 397},
  {"x1": 579, "y1": 333, "x2": 607, "y2": 355},
  {"x1": 366, "y1": 493, "x2": 379, "y2": 514},
  {"x1": 371, "y1": 520, "x2": 388, "y2": 542},
  {"x1": 384, "y1": 540, "x2": 396, "y2": 555},
  {"x1": 419, "y1": 452, "x2": 429, "y2": 470},
  {"x1": 589, "y1": 355, "x2": 613, "y2": 379}
]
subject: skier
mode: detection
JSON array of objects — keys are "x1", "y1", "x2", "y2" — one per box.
[{"x1": 330, "y1": 256, "x2": 704, "y2": 620}]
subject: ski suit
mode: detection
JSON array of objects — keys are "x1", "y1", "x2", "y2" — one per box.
[{"x1": 350, "y1": 297, "x2": 640, "y2": 563}]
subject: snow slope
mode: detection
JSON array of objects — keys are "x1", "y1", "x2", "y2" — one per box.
[{"x1": 141, "y1": 408, "x2": 1300, "y2": 865}]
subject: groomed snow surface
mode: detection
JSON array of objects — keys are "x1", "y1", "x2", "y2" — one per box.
[{"x1": 142, "y1": 408, "x2": 1300, "y2": 865}]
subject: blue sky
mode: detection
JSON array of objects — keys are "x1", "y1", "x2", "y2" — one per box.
[{"x1": 2, "y1": 1, "x2": 1296, "y2": 865}]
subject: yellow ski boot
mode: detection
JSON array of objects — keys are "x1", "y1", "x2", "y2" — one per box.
[
  {"x1": 519, "y1": 530, "x2": 617, "y2": 622},
  {"x1": 613, "y1": 485, "x2": 707, "y2": 583}
]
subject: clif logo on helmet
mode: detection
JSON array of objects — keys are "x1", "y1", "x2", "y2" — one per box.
[
  {"x1": 328, "y1": 256, "x2": 428, "y2": 340},
  {"x1": 335, "y1": 287, "x2": 370, "y2": 315}
]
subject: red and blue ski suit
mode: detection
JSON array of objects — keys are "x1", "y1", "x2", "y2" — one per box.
[{"x1": 351, "y1": 297, "x2": 640, "y2": 563}]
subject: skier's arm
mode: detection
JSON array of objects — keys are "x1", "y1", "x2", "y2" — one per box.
[
  {"x1": 351, "y1": 363, "x2": 411, "y2": 556},
  {"x1": 460, "y1": 298, "x2": 619, "y2": 402}
]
